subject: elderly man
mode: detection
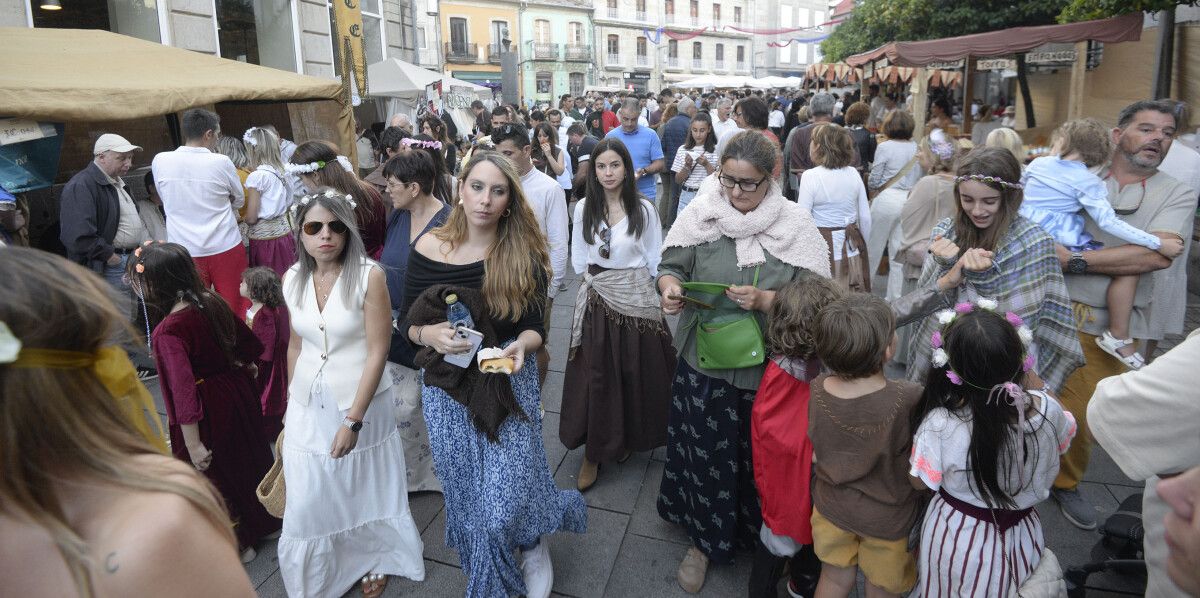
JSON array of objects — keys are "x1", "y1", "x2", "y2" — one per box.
[
  {"x1": 659, "y1": 97, "x2": 696, "y2": 226},
  {"x1": 152, "y1": 108, "x2": 248, "y2": 313},
  {"x1": 1051, "y1": 99, "x2": 1194, "y2": 533},
  {"x1": 710, "y1": 99, "x2": 740, "y2": 145},
  {"x1": 389, "y1": 113, "x2": 414, "y2": 135},
  {"x1": 786, "y1": 92, "x2": 837, "y2": 183},
  {"x1": 60, "y1": 134, "x2": 155, "y2": 290},
  {"x1": 605, "y1": 98, "x2": 665, "y2": 203}
]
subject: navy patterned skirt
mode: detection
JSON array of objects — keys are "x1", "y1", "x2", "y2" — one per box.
[{"x1": 656, "y1": 359, "x2": 762, "y2": 565}]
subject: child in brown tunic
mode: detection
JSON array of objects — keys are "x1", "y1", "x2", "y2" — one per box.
[{"x1": 808, "y1": 293, "x2": 923, "y2": 598}]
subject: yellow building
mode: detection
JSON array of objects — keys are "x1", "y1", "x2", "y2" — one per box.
[{"x1": 439, "y1": 0, "x2": 520, "y2": 90}]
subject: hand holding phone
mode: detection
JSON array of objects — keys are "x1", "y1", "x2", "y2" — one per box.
[{"x1": 443, "y1": 325, "x2": 485, "y2": 368}]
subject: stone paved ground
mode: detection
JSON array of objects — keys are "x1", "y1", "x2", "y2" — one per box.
[{"x1": 144, "y1": 273, "x2": 1199, "y2": 598}]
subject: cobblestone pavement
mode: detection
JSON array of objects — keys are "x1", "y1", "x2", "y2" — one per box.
[{"x1": 143, "y1": 271, "x2": 1198, "y2": 597}]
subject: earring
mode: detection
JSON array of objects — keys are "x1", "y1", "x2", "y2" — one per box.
[
  {"x1": 503, "y1": 209, "x2": 511, "y2": 217},
  {"x1": 458, "y1": 197, "x2": 464, "y2": 205}
]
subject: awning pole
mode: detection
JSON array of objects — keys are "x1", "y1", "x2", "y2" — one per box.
[
  {"x1": 1068, "y1": 41, "x2": 1088, "y2": 120},
  {"x1": 962, "y1": 55, "x2": 974, "y2": 136},
  {"x1": 912, "y1": 67, "x2": 929, "y2": 140}
]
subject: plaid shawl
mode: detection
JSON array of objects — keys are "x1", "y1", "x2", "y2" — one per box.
[{"x1": 904, "y1": 216, "x2": 1084, "y2": 392}]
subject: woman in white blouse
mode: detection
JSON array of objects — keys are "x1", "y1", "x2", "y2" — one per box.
[
  {"x1": 672, "y1": 112, "x2": 720, "y2": 217},
  {"x1": 866, "y1": 110, "x2": 922, "y2": 294},
  {"x1": 560, "y1": 138, "x2": 677, "y2": 492},
  {"x1": 797, "y1": 124, "x2": 872, "y2": 292}
]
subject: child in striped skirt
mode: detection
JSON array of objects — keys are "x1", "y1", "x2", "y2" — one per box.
[{"x1": 908, "y1": 303, "x2": 1076, "y2": 597}]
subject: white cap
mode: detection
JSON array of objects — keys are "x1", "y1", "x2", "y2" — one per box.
[{"x1": 93, "y1": 133, "x2": 142, "y2": 155}]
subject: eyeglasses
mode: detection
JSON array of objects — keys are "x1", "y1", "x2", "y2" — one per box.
[
  {"x1": 302, "y1": 220, "x2": 349, "y2": 236},
  {"x1": 598, "y1": 226, "x2": 612, "y2": 259},
  {"x1": 384, "y1": 178, "x2": 411, "y2": 190},
  {"x1": 717, "y1": 172, "x2": 768, "y2": 192}
]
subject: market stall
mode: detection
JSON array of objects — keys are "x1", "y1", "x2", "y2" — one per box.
[{"x1": 366, "y1": 57, "x2": 492, "y2": 140}]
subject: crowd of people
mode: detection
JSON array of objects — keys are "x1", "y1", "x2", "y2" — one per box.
[{"x1": 2, "y1": 85, "x2": 1200, "y2": 598}]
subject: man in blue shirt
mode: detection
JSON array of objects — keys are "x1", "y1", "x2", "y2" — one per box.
[{"x1": 605, "y1": 98, "x2": 665, "y2": 203}]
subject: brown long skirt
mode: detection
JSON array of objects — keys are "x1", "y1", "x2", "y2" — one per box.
[{"x1": 560, "y1": 288, "x2": 677, "y2": 463}]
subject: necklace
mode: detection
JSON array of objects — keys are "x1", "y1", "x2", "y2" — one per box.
[{"x1": 314, "y1": 267, "x2": 342, "y2": 303}]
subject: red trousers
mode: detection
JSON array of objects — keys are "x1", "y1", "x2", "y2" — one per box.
[{"x1": 194, "y1": 243, "x2": 249, "y2": 314}]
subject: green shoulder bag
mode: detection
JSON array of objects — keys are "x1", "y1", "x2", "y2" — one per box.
[{"x1": 687, "y1": 266, "x2": 766, "y2": 371}]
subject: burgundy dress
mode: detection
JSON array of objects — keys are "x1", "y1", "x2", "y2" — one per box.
[
  {"x1": 153, "y1": 306, "x2": 281, "y2": 548},
  {"x1": 360, "y1": 186, "x2": 387, "y2": 260},
  {"x1": 249, "y1": 304, "x2": 291, "y2": 442}
]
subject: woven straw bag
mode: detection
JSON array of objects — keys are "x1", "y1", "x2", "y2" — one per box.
[{"x1": 256, "y1": 431, "x2": 285, "y2": 518}]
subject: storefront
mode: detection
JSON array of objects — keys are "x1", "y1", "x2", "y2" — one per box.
[{"x1": 623, "y1": 71, "x2": 651, "y2": 93}]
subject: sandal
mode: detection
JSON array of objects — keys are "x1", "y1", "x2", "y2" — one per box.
[
  {"x1": 361, "y1": 573, "x2": 388, "y2": 598},
  {"x1": 1095, "y1": 330, "x2": 1145, "y2": 370}
]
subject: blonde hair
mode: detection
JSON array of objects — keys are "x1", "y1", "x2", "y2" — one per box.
[
  {"x1": 1053, "y1": 118, "x2": 1112, "y2": 167},
  {"x1": 244, "y1": 126, "x2": 285, "y2": 172},
  {"x1": 919, "y1": 133, "x2": 962, "y2": 174},
  {"x1": 985, "y1": 127, "x2": 1025, "y2": 165},
  {"x1": 810, "y1": 123, "x2": 855, "y2": 169},
  {"x1": 0, "y1": 248, "x2": 234, "y2": 598},
  {"x1": 433, "y1": 152, "x2": 551, "y2": 321}
]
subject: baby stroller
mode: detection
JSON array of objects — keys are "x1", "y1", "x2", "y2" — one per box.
[{"x1": 1063, "y1": 493, "x2": 1147, "y2": 596}]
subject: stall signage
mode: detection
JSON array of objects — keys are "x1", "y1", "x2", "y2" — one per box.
[
  {"x1": 0, "y1": 119, "x2": 52, "y2": 146},
  {"x1": 624, "y1": 72, "x2": 651, "y2": 80},
  {"x1": 1027, "y1": 50, "x2": 1077, "y2": 64},
  {"x1": 445, "y1": 85, "x2": 477, "y2": 110},
  {"x1": 977, "y1": 59, "x2": 1015, "y2": 71},
  {"x1": 927, "y1": 60, "x2": 964, "y2": 70}
]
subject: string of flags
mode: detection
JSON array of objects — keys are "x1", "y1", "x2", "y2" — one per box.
[{"x1": 640, "y1": 23, "x2": 831, "y2": 46}]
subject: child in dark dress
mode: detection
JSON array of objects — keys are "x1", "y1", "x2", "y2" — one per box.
[
  {"x1": 130, "y1": 242, "x2": 280, "y2": 562},
  {"x1": 240, "y1": 267, "x2": 290, "y2": 442}
]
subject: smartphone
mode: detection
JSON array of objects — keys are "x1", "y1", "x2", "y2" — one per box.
[{"x1": 443, "y1": 325, "x2": 485, "y2": 368}]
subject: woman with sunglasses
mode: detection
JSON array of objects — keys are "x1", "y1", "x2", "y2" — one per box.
[
  {"x1": 656, "y1": 131, "x2": 831, "y2": 593},
  {"x1": 279, "y1": 190, "x2": 425, "y2": 598},
  {"x1": 560, "y1": 138, "x2": 677, "y2": 493}
]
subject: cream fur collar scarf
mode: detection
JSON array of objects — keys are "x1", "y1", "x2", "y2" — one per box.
[{"x1": 664, "y1": 173, "x2": 832, "y2": 277}]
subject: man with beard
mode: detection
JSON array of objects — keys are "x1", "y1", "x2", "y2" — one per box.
[{"x1": 1051, "y1": 100, "x2": 1195, "y2": 533}]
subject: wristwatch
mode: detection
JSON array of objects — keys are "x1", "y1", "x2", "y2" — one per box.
[
  {"x1": 1067, "y1": 252, "x2": 1088, "y2": 275},
  {"x1": 342, "y1": 417, "x2": 363, "y2": 433}
]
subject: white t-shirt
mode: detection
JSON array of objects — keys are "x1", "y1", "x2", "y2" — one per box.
[
  {"x1": 712, "y1": 116, "x2": 740, "y2": 142},
  {"x1": 796, "y1": 166, "x2": 871, "y2": 258},
  {"x1": 245, "y1": 165, "x2": 293, "y2": 220},
  {"x1": 768, "y1": 110, "x2": 785, "y2": 128},
  {"x1": 911, "y1": 392, "x2": 1076, "y2": 510},
  {"x1": 151, "y1": 146, "x2": 245, "y2": 257},
  {"x1": 571, "y1": 197, "x2": 662, "y2": 276},
  {"x1": 671, "y1": 147, "x2": 719, "y2": 190},
  {"x1": 520, "y1": 168, "x2": 569, "y2": 297}
]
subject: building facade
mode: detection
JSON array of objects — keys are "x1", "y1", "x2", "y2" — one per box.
[
  {"x1": 520, "y1": 0, "x2": 594, "y2": 103},
  {"x1": 593, "y1": 0, "x2": 752, "y2": 93},
  {"x1": 751, "y1": 0, "x2": 828, "y2": 78},
  {"x1": 438, "y1": 0, "x2": 519, "y2": 88}
]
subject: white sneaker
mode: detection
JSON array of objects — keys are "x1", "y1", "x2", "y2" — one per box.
[{"x1": 520, "y1": 540, "x2": 554, "y2": 598}]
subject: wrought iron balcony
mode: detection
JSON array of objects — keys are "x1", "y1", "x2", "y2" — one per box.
[
  {"x1": 445, "y1": 42, "x2": 478, "y2": 63},
  {"x1": 636, "y1": 54, "x2": 650, "y2": 68},
  {"x1": 564, "y1": 44, "x2": 591, "y2": 61},
  {"x1": 532, "y1": 42, "x2": 559, "y2": 60},
  {"x1": 486, "y1": 43, "x2": 505, "y2": 64}
]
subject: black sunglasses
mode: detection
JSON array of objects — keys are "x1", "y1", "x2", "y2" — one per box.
[
  {"x1": 302, "y1": 220, "x2": 349, "y2": 236},
  {"x1": 598, "y1": 226, "x2": 612, "y2": 259}
]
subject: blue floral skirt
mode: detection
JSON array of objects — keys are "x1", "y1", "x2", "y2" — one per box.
[
  {"x1": 656, "y1": 359, "x2": 762, "y2": 565},
  {"x1": 422, "y1": 351, "x2": 587, "y2": 598}
]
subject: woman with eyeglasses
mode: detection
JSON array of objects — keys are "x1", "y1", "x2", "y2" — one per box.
[
  {"x1": 379, "y1": 151, "x2": 451, "y2": 494},
  {"x1": 560, "y1": 138, "x2": 677, "y2": 493},
  {"x1": 656, "y1": 131, "x2": 831, "y2": 593},
  {"x1": 279, "y1": 191, "x2": 425, "y2": 598}
]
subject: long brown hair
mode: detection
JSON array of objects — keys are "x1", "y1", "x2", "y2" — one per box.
[
  {"x1": 433, "y1": 152, "x2": 550, "y2": 321},
  {"x1": 290, "y1": 141, "x2": 382, "y2": 227},
  {"x1": 952, "y1": 146, "x2": 1024, "y2": 254},
  {"x1": 0, "y1": 248, "x2": 234, "y2": 597}
]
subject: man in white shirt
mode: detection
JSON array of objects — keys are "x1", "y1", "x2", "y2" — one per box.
[
  {"x1": 152, "y1": 108, "x2": 249, "y2": 314},
  {"x1": 711, "y1": 98, "x2": 740, "y2": 142},
  {"x1": 1147, "y1": 131, "x2": 1200, "y2": 360},
  {"x1": 491, "y1": 122, "x2": 569, "y2": 386}
]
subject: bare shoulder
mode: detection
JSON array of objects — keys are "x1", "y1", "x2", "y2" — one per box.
[{"x1": 413, "y1": 231, "x2": 444, "y2": 259}]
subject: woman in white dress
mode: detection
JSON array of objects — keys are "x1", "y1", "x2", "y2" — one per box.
[
  {"x1": 866, "y1": 110, "x2": 922, "y2": 295},
  {"x1": 797, "y1": 123, "x2": 872, "y2": 293},
  {"x1": 280, "y1": 189, "x2": 425, "y2": 597}
]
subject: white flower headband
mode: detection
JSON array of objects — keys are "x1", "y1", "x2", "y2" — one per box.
[
  {"x1": 0, "y1": 321, "x2": 20, "y2": 364},
  {"x1": 402, "y1": 138, "x2": 444, "y2": 151},
  {"x1": 285, "y1": 160, "x2": 326, "y2": 175},
  {"x1": 289, "y1": 189, "x2": 357, "y2": 222},
  {"x1": 242, "y1": 127, "x2": 260, "y2": 147}
]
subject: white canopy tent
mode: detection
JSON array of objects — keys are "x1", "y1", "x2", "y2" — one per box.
[
  {"x1": 366, "y1": 58, "x2": 492, "y2": 140},
  {"x1": 672, "y1": 75, "x2": 805, "y2": 90}
]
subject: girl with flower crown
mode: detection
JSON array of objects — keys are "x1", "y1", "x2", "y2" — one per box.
[
  {"x1": 242, "y1": 127, "x2": 297, "y2": 276},
  {"x1": 908, "y1": 304, "x2": 1077, "y2": 597},
  {"x1": 895, "y1": 146, "x2": 1084, "y2": 394},
  {"x1": 287, "y1": 141, "x2": 388, "y2": 259}
]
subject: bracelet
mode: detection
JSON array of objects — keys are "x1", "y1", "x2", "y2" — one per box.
[{"x1": 416, "y1": 325, "x2": 427, "y2": 347}]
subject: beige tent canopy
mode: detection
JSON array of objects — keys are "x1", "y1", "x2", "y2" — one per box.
[{"x1": 0, "y1": 27, "x2": 354, "y2": 160}]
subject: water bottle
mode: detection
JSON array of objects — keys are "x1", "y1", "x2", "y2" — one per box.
[{"x1": 445, "y1": 294, "x2": 474, "y2": 330}]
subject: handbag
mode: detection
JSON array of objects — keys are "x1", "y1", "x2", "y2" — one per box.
[
  {"x1": 256, "y1": 431, "x2": 286, "y2": 518},
  {"x1": 688, "y1": 266, "x2": 766, "y2": 370}
]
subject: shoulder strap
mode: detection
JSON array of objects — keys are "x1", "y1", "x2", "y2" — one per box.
[
  {"x1": 875, "y1": 153, "x2": 919, "y2": 196},
  {"x1": 752, "y1": 265, "x2": 760, "y2": 287}
]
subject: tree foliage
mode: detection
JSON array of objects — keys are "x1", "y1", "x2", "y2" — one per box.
[
  {"x1": 1059, "y1": 0, "x2": 1198, "y2": 23},
  {"x1": 820, "y1": 0, "x2": 1069, "y2": 62}
]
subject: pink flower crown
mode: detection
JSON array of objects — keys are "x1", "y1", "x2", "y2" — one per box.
[
  {"x1": 402, "y1": 138, "x2": 443, "y2": 151},
  {"x1": 929, "y1": 298, "x2": 1034, "y2": 387}
]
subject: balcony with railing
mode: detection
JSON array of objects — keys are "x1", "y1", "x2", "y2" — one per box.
[
  {"x1": 564, "y1": 44, "x2": 590, "y2": 61},
  {"x1": 665, "y1": 56, "x2": 682, "y2": 71},
  {"x1": 635, "y1": 54, "x2": 650, "y2": 68},
  {"x1": 736, "y1": 60, "x2": 748, "y2": 72},
  {"x1": 714, "y1": 59, "x2": 726, "y2": 70},
  {"x1": 692, "y1": 58, "x2": 704, "y2": 70},
  {"x1": 606, "y1": 7, "x2": 619, "y2": 18},
  {"x1": 445, "y1": 42, "x2": 479, "y2": 63},
  {"x1": 605, "y1": 53, "x2": 623, "y2": 68},
  {"x1": 486, "y1": 43, "x2": 504, "y2": 64},
  {"x1": 712, "y1": 19, "x2": 722, "y2": 29},
  {"x1": 688, "y1": 16, "x2": 700, "y2": 27},
  {"x1": 665, "y1": 12, "x2": 679, "y2": 25},
  {"x1": 531, "y1": 42, "x2": 559, "y2": 60},
  {"x1": 636, "y1": 11, "x2": 647, "y2": 21}
]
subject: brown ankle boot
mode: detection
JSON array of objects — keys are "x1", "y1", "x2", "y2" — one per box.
[
  {"x1": 677, "y1": 546, "x2": 709, "y2": 593},
  {"x1": 577, "y1": 458, "x2": 598, "y2": 491}
]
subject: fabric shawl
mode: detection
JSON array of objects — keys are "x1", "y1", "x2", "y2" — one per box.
[
  {"x1": 904, "y1": 216, "x2": 1084, "y2": 391},
  {"x1": 407, "y1": 284, "x2": 525, "y2": 442},
  {"x1": 663, "y1": 173, "x2": 832, "y2": 277},
  {"x1": 569, "y1": 266, "x2": 665, "y2": 352}
]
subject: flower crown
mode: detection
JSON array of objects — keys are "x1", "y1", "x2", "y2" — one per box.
[
  {"x1": 285, "y1": 160, "x2": 326, "y2": 175},
  {"x1": 402, "y1": 138, "x2": 443, "y2": 151},
  {"x1": 242, "y1": 127, "x2": 260, "y2": 147},
  {"x1": 930, "y1": 298, "x2": 1034, "y2": 387},
  {"x1": 289, "y1": 189, "x2": 357, "y2": 222},
  {"x1": 954, "y1": 173, "x2": 1023, "y2": 190}
]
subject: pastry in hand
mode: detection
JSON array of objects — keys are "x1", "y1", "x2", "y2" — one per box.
[{"x1": 476, "y1": 347, "x2": 515, "y2": 374}]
